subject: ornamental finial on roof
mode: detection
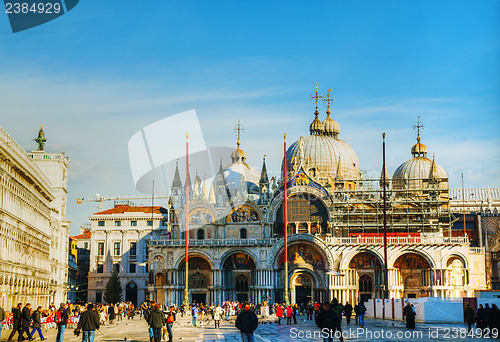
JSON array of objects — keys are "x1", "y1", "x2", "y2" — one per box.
[
  {"x1": 310, "y1": 83, "x2": 323, "y2": 110},
  {"x1": 413, "y1": 116, "x2": 424, "y2": 143},
  {"x1": 34, "y1": 124, "x2": 46, "y2": 151},
  {"x1": 234, "y1": 119, "x2": 244, "y2": 149},
  {"x1": 323, "y1": 89, "x2": 335, "y2": 114}
]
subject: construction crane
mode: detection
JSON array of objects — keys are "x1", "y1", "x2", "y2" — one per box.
[{"x1": 77, "y1": 195, "x2": 170, "y2": 212}]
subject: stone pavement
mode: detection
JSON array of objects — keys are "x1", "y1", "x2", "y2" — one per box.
[{"x1": 0, "y1": 314, "x2": 491, "y2": 342}]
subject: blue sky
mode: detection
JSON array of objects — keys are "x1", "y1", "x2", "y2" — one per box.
[{"x1": 0, "y1": 1, "x2": 499, "y2": 234}]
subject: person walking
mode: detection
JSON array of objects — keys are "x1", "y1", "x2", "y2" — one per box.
[
  {"x1": 357, "y1": 302, "x2": 366, "y2": 328},
  {"x1": 0, "y1": 305, "x2": 5, "y2": 341},
  {"x1": 464, "y1": 304, "x2": 475, "y2": 333},
  {"x1": 107, "y1": 303, "x2": 116, "y2": 324},
  {"x1": 286, "y1": 305, "x2": 293, "y2": 325},
  {"x1": 307, "y1": 303, "x2": 314, "y2": 321},
  {"x1": 192, "y1": 305, "x2": 198, "y2": 327},
  {"x1": 343, "y1": 302, "x2": 353, "y2": 325},
  {"x1": 19, "y1": 303, "x2": 32, "y2": 342},
  {"x1": 77, "y1": 303, "x2": 100, "y2": 342},
  {"x1": 7, "y1": 303, "x2": 23, "y2": 342},
  {"x1": 475, "y1": 304, "x2": 485, "y2": 331},
  {"x1": 276, "y1": 304, "x2": 283, "y2": 325},
  {"x1": 55, "y1": 303, "x2": 69, "y2": 342},
  {"x1": 484, "y1": 303, "x2": 491, "y2": 334},
  {"x1": 117, "y1": 305, "x2": 123, "y2": 321},
  {"x1": 29, "y1": 306, "x2": 45, "y2": 341},
  {"x1": 314, "y1": 302, "x2": 321, "y2": 318},
  {"x1": 144, "y1": 301, "x2": 155, "y2": 342},
  {"x1": 403, "y1": 302, "x2": 415, "y2": 329},
  {"x1": 235, "y1": 301, "x2": 258, "y2": 342},
  {"x1": 149, "y1": 304, "x2": 165, "y2": 342},
  {"x1": 315, "y1": 301, "x2": 343, "y2": 342},
  {"x1": 165, "y1": 306, "x2": 176, "y2": 342},
  {"x1": 127, "y1": 304, "x2": 135, "y2": 320},
  {"x1": 214, "y1": 304, "x2": 223, "y2": 329},
  {"x1": 490, "y1": 304, "x2": 500, "y2": 336},
  {"x1": 293, "y1": 304, "x2": 298, "y2": 324}
]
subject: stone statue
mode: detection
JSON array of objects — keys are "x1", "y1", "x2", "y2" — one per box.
[{"x1": 298, "y1": 136, "x2": 305, "y2": 163}]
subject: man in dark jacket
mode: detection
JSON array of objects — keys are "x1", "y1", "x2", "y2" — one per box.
[
  {"x1": 108, "y1": 303, "x2": 116, "y2": 324},
  {"x1": 316, "y1": 301, "x2": 343, "y2": 342},
  {"x1": 144, "y1": 301, "x2": 156, "y2": 342},
  {"x1": 19, "y1": 303, "x2": 32, "y2": 342},
  {"x1": 464, "y1": 304, "x2": 475, "y2": 333},
  {"x1": 149, "y1": 304, "x2": 165, "y2": 342},
  {"x1": 0, "y1": 305, "x2": 5, "y2": 341},
  {"x1": 29, "y1": 306, "x2": 45, "y2": 341},
  {"x1": 343, "y1": 302, "x2": 353, "y2": 325},
  {"x1": 7, "y1": 303, "x2": 23, "y2": 341},
  {"x1": 403, "y1": 302, "x2": 415, "y2": 329},
  {"x1": 235, "y1": 301, "x2": 258, "y2": 342},
  {"x1": 55, "y1": 303, "x2": 69, "y2": 342},
  {"x1": 77, "y1": 303, "x2": 100, "y2": 342}
]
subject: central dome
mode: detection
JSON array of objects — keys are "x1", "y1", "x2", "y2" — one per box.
[{"x1": 283, "y1": 104, "x2": 360, "y2": 183}]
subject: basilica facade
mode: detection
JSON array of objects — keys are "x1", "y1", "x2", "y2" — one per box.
[{"x1": 148, "y1": 93, "x2": 488, "y2": 306}]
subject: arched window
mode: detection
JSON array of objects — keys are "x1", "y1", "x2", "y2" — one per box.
[
  {"x1": 240, "y1": 228, "x2": 247, "y2": 239},
  {"x1": 197, "y1": 229, "x2": 205, "y2": 240},
  {"x1": 359, "y1": 275, "x2": 372, "y2": 293},
  {"x1": 235, "y1": 275, "x2": 249, "y2": 292},
  {"x1": 190, "y1": 272, "x2": 207, "y2": 288}
]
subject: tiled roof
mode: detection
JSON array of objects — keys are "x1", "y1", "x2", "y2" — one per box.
[
  {"x1": 450, "y1": 188, "x2": 500, "y2": 201},
  {"x1": 71, "y1": 230, "x2": 91, "y2": 239},
  {"x1": 93, "y1": 205, "x2": 168, "y2": 215}
]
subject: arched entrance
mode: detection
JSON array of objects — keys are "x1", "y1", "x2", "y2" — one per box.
[
  {"x1": 126, "y1": 282, "x2": 138, "y2": 307},
  {"x1": 394, "y1": 253, "x2": 431, "y2": 298},
  {"x1": 223, "y1": 253, "x2": 256, "y2": 302},
  {"x1": 348, "y1": 252, "x2": 383, "y2": 301},
  {"x1": 179, "y1": 256, "x2": 211, "y2": 305},
  {"x1": 292, "y1": 273, "x2": 314, "y2": 306},
  {"x1": 277, "y1": 242, "x2": 327, "y2": 304}
]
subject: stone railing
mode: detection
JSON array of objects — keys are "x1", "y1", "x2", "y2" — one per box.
[
  {"x1": 148, "y1": 238, "x2": 278, "y2": 247},
  {"x1": 470, "y1": 247, "x2": 486, "y2": 254},
  {"x1": 325, "y1": 236, "x2": 469, "y2": 246}
]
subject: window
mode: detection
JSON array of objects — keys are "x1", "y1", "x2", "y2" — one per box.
[
  {"x1": 84, "y1": 242, "x2": 89, "y2": 249},
  {"x1": 114, "y1": 221, "x2": 121, "y2": 227},
  {"x1": 147, "y1": 220, "x2": 153, "y2": 226},
  {"x1": 97, "y1": 242, "x2": 104, "y2": 256},
  {"x1": 130, "y1": 242, "x2": 137, "y2": 256},
  {"x1": 162, "y1": 220, "x2": 168, "y2": 226},
  {"x1": 197, "y1": 229, "x2": 205, "y2": 240},
  {"x1": 240, "y1": 228, "x2": 247, "y2": 239},
  {"x1": 98, "y1": 221, "x2": 105, "y2": 227},
  {"x1": 131, "y1": 220, "x2": 137, "y2": 226},
  {"x1": 96, "y1": 292, "x2": 102, "y2": 303},
  {"x1": 96, "y1": 264, "x2": 103, "y2": 273},
  {"x1": 114, "y1": 242, "x2": 121, "y2": 255},
  {"x1": 113, "y1": 263, "x2": 120, "y2": 273},
  {"x1": 129, "y1": 263, "x2": 136, "y2": 273}
]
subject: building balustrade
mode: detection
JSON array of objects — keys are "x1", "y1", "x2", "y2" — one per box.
[
  {"x1": 325, "y1": 235, "x2": 469, "y2": 246},
  {"x1": 148, "y1": 238, "x2": 278, "y2": 247}
]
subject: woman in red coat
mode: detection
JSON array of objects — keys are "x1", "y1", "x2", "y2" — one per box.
[
  {"x1": 276, "y1": 305, "x2": 283, "y2": 325},
  {"x1": 286, "y1": 306, "x2": 293, "y2": 325}
]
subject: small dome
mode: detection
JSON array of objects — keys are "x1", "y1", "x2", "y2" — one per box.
[
  {"x1": 322, "y1": 110, "x2": 340, "y2": 138},
  {"x1": 222, "y1": 159, "x2": 260, "y2": 199},
  {"x1": 392, "y1": 157, "x2": 447, "y2": 190},
  {"x1": 231, "y1": 147, "x2": 247, "y2": 163},
  {"x1": 411, "y1": 142, "x2": 427, "y2": 157},
  {"x1": 309, "y1": 109, "x2": 324, "y2": 135}
]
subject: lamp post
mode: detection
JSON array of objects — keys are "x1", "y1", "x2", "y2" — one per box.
[{"x1": 382, "y1": 133, "x2": 389, "y2": 299}]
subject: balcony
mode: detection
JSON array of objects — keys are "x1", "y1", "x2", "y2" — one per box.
[
  {"x1": 148, "y1": 238, "x2": 278, "y2": 247},
  {"x1": 325, "y1": 236, "x2": 469, "y2": 246}
]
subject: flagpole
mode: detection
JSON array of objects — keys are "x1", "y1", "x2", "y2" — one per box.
[
  {"x1": 382, "y1": 133, "x2": 389, "y2": 299},
  {"x1": 183, "y1": 132, "x2": 190, "y2": 307},
  {"x1": 284, "y1": 133, "x2": 290, "y2": 305}
]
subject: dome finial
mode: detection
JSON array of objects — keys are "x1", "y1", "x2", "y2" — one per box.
[
  {"x1": 234, "y1": 119, "x2": 244, "y2": 149},
  {"x1": 231, "y1": 119, "x2": 247, "y2": 162},
  {"x1": 309, "y1": 83, "x2": 325, "y2": 135},
  {"x1": 413, "y1": 116, "x2": 424, "y2": 144},
  {"x1": 321, "y1": 89, "x2": 340, "y2": 138},
  {"x1": 411, "y1": 116, "x2": 427, "y2": 157},
  {"x1": 323, "y1": 88, "x2": 335, "y2": 115},
  {"x1": 310, "y1": 82, "x2": 323, "y2": 110}
]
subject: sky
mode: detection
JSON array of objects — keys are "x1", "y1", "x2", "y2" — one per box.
[{"x1": 0, "y1": 1, "x2": 499, "y2": 235}]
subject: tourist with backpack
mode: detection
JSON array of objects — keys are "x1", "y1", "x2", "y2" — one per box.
[
  {"x1": 144, "y1": 301, "x2": 155, "y2": 342},
  {"x1": 192, "y1": 305, "x2": 198, "y2": 327},
  {"x1": 55, "y1": 303, "x2": 69, "y2": 342},
  {"x1": 165, "y1": 306, "x2": 176, "y2": 342},
  {"x1": 29, "y1": 306, "x2": 45, "y2": 341}
]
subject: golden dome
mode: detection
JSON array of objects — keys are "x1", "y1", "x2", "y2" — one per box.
[
  {"x1": 309, "y1": 108, "x2": 324, "y2": 135},
  {"x1": 322, "y1": 109, "x2": 341, "y2": 138},
  {"x1": 231, "y1": 146, "x2": 247, "y2": 162}
]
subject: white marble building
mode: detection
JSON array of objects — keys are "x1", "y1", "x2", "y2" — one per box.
[
  {"x1": 87, "y1": 204, "x2": 169, "y2": 306},
  {"x1": 0, "y1": 126, "x2": 70, "y2": 309}
]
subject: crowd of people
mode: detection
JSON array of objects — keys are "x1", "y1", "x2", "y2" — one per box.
[{"x1": 464, "y1": 303, "x2": 500, "y2": 336}]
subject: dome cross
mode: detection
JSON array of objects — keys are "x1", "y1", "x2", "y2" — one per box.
[
  {"x1": 412, "y1": 116, "x2": 424, "y2": 143},
  {"x1": 234, "y1": 119, "x2": 245, "y2": 148},
  {"x1": 323, "y1": 89, "x2": 335, "y2": 113},
  {"x1": 310, "y1": 83, "x2": 323, "y2": 108}
]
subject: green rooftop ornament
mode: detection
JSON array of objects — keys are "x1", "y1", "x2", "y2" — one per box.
[{"x1": 35, "y1": 124, "x2": 46, "y2": 151}]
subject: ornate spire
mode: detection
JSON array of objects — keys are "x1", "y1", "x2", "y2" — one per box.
[
  {"x1": 209, "y1": 183, "x2": 216, "y2": 204},
  {"x1": 310, "y1": 83, "x2": 323, "y2": 109},
  {"x1": 309, "y1": 83, "x2": 325, "y2": 135},
  {"x1": 323, "y1": 88, "x2": 334, "y2": 115},
  {"x1": 259, "y1": 156, "x2": 269, "y2": 186},
  {"x1": 413, "y1": 116, "x2": 424, "y2": 144},
  {"x1": 322, "y1": 89, "x2": 340, "y2": 138},
  {"x1": 335, "y1": 156, "x2": 343, "y2": 181},
  {"x1": 171, "y1": 160, "x2": 182, "y2": 188},
  {"x1": 429, "y1": 153, "x2": 438, "y2": 179},
  {"x1": 193, "y1": 170, "x2": 201, "y2": 198},
  {"x1": 234, "y1": 119, "x2": 245, "y2": 150},
  {"x1": 201, "y1": 174, "x2": 209, "y2": 200},
  {"x1": 34, "y1": 124, "x2": 46, "y2": 151}
]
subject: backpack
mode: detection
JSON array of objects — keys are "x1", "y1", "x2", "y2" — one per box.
[
  {"x1": 359, "y1": 305, "x2": 366, "y2": 314},
  {"x1": 167, "y1": 313, "x2": 174, "y2": 323},
  {"x1": 55, "y1": 310, "x2": 63, "y2": 324}
]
